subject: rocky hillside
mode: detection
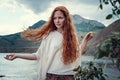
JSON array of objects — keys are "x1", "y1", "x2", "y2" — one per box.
[{"x1": 85, "y1": 19, "x2": 120, "y2": 55}]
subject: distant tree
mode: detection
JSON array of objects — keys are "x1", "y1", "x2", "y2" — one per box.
[{"x1": 99, "y1": 0, "x2": 120, "y2": 19}]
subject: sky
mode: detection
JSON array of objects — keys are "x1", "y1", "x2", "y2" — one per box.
[{"x1": 0, "y1": 0, "x2": 118, "y2": 35}]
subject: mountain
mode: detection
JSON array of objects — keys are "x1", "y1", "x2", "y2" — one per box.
[
  {"x1": 29, "y1": 20, "x2": 46, "y2": 29},
  {"x1": 72, "y1": 14, "x2": 105, "y2": 32},
  {"x1": 0, "y1": 14, "x2": 105, "y2": 53}
]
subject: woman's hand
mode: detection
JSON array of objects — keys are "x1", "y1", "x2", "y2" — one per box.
[
  {"x1": 4, "y1": 54, "x2": 17, "y2": 61},
  {"x1": 83, "y1": 32, "x2": 94, "y2": 42}
]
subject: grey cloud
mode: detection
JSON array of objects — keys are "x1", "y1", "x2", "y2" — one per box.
[
  {"x1": 15, "y1": 0, "x2": 100, "y2": 14},
  {"x1": 16, "y1": 0, "x2": 52, "y2": 14},
  {"x1": 78, "y1": 0, "x2": 99, "y2": 5}
]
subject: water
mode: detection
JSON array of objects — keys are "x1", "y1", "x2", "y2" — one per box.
[
  {"x1": 0, "y1": 53, "x2": 120, "y2": 80},
  {"x1": 0, "y1": 53, "x2": 37, "y2": 80}
]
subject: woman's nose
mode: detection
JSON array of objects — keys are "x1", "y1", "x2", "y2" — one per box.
[{"x1": 56, "y1": 18, "x2": 59, "y2": 22}]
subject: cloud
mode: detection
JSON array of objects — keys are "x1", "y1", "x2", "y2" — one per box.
[
  {"x1": 0, "y1": 24, "x2": 23, "y2": 35},
  {"x1": 14, "y1": 0, "x2": 100, "y2": 14},
  {"x1": 16, "y1": 0, "x2": 52, "y2": 14},
  {"x1": 77, "y1": 0, "x2": 99, "y2": 5},
  {"x1": 0, "y1": 0, "x2": 17, "y2": 12},
  {"x1": 50, "y1": 1, "x2": 99, "y2": 19}
]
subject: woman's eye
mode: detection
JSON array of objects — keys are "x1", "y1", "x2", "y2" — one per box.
[
  {"x1": 59, "y1": 17, "x2": 64, "y2": 19},
  {"x1": 53, "y1": 17, "x2": 56, "y2": 19}
]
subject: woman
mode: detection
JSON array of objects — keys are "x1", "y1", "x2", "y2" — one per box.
[{"x1": 4, "y1": 6, "x2": 93, "y2": 80}]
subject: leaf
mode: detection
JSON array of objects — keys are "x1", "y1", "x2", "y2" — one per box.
[
  {"x1": 94, "y1": 52, "x2": 102, "y2": 59},
  {"x1": 89, "y1": 61, "x2": 94, "y2": 66},
  {"x1": 117, "y1": 10, "x2": 120, "y2": 14},
  {"x1": 93, "y1": 66, "x2": 97, "y2": 71},
  {"x1": 113, "y1": 1, "x2": 117, "y2": 5},
  {"x1": 106, "y1": 14, "x2": 113, "y2": 19},
  {"x1": 73, "y1": 65, "x2": 80, "y2": 72},
  {"x1": 95, "y1": 47, "x2": 106, "y2": 59},
  {"x1": 104, "y1": 2, "x2": 109, "y2": 4},
  {"x1": 103, "y1": 0, "x2": 105, "y2": 2},
  {"x1": 100, "y1": 76, "x2": 106, "y2": 80},
  {"x1": 99, "y1": 4, "x2": 103, "y2": 10},
  {"x1": 99, "y1": 68, "x2": 103, "y2": 73},
  {"x1": 112, "y1": 9, "x2": 116, "y2": 15},
  {"x1": 95, "y1": 74, "x2": 99, "y2": 79},
  {"x1": 99, "y1": 0, "x2": 102, "y2": 3}
]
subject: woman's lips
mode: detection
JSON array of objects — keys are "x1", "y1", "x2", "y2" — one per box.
[{"x1": 56, "y1": 24, "x2": 61, "y2": 26}]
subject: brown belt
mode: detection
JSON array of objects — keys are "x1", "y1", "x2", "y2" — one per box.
[{"x1": 46, "y1": 73, "x2": 74, "y2": 80}]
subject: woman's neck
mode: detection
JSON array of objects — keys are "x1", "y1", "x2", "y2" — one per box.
[{"x1": 57, "y1": 28, "x2": 63, "y2": 34}]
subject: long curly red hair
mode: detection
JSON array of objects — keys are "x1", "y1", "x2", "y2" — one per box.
[{"x1": 22, "y1": 6, "x2": 79, "y2": 64}]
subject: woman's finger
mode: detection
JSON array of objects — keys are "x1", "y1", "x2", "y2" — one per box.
[
  {"x1": 85, "y1": 32, "x2": 94, "y2": 41},
  {"x1": 4, "y1": 54, "x2": 15, "y2": 60}
]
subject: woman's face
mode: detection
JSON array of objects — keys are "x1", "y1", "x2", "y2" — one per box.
[{"x1": 53, "y1": 10, "x2": 65, "y2": 30}]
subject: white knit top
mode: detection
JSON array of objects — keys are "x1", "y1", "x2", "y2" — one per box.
[{"x1": 34, "y1": 30, "x2": 81, "y2": 80}]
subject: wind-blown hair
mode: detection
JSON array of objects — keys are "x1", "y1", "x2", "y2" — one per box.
[{"x1": 21, "y1": 6, "x2": 79, "y2": 64}]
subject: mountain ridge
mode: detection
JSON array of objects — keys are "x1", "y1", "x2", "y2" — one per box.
[{"x1": 0, "y1": 14, "x2": 105, "y2": 53}]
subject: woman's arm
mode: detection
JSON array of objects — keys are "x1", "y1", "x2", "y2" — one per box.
[
  {"x1": 80, "y1": 32, "x2": 94, "y2": 54},
  {"x1": 4, "y1": 53, "x2": 37, "y2": 61}
]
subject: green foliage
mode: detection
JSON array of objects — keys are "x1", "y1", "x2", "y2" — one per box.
[
  {"x1": 95, "y1": 32, "x2": 120, "y2": 72},
  {"x1": 99, "y1": 0, "x2": 120, "y2": 19},
  {"x1": 73, "y1": 62, "x2": 108, "y2": 80},
  {"x1": 95, "y1": 32, "x2": 120, "y2": 59}
]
